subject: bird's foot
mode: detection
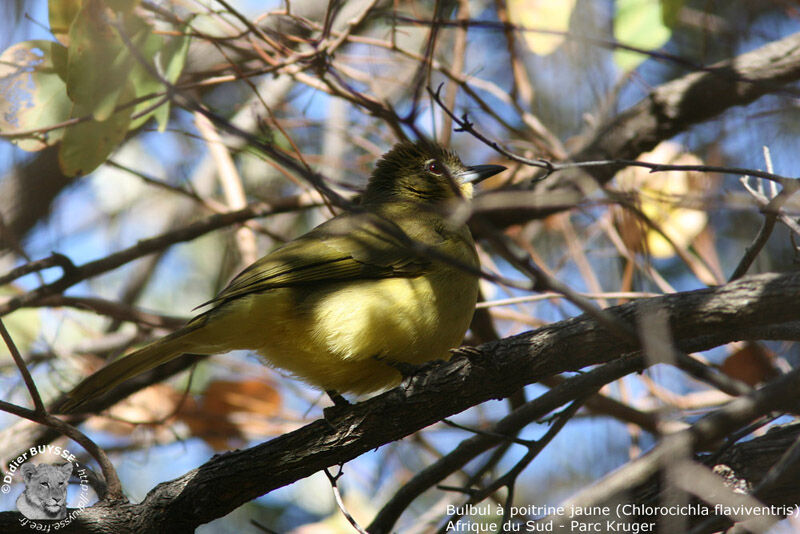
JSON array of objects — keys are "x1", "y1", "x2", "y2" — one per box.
[
  {"x1": 372, "y1": 355, "x2": 429, "y2": 392},
  {"x1": 322, "y1": 390, "x2": 350, "y2": 425},
  {"x1": 381, "y1": 359, "x2": 422, "y2": 379}
]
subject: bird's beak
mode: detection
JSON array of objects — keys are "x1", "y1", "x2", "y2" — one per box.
[{"x1": 458, "y1": 164, "x2": 506, "y2": 184}]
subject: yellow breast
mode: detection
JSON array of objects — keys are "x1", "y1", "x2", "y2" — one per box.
[{"x1": 201, "y1": 260, "x2": 478, "y2": 394}]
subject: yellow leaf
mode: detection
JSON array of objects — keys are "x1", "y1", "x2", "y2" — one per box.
[
  {"x1": 615, "y1": 142, "x2": 708, "y2": 258},
  {"x1": 508, "y1": 0, "x2": 575, "y2": 56},
  {"x1": 647, "y1": 208, "x2": 707, "y2": 258}
]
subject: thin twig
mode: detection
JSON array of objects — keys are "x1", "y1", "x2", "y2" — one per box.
[
  {"x1": 429, "y1": 82, "x2": 800, "y2": 188},
  {"x1": 438, "y1": 0, "x2": 469, "y2": 146},
  {"x1": 730, "y1": 172, "x2": 800, "y2": 280},
  {"x1": 476, "y1": 291, "x2": 659, "y2": 308},
  {"x1": 325, "y1": 466, "x2": 368, "y2": 534},
  {"x1": 0, "y1": 318, "x2": 123, "y2": 499},
  {"x1": 471, "y1": 216, "x2": 639, "y2": 344},
  {"x1": 436, "y1": 397, "x2": 587, "y2": 533},
  {"x1": 0, "y1": 319, "x2": 44, "y2": 413},
  {"x1": 0, "y1": 253, "x2": 77, "y2": 287},
  {"x1": 400, "y1": 16, "x2": 800, "y2": 98}
]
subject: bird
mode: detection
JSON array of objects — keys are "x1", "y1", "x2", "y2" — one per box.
[{"x1": 60, "y1": 141, "x2": 505, "y2": 412}]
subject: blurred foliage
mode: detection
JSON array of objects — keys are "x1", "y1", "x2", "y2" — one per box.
[{"x1": 0, "y1": 0, "x2": 189, "y2": 174}]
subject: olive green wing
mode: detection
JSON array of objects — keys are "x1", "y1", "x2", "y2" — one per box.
[{"x1": 198, "y1": 212, "x2": 431, "y2": 308}]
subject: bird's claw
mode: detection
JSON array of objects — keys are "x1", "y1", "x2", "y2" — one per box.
[{"x1": 451, "y1": 346, "x2": 482, "y2": 359}]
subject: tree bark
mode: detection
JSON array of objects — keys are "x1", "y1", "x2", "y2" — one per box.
[{"x1": 2, "y1": 272, "x2": 799, "y2": 532}]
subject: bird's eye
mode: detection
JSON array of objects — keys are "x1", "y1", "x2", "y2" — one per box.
[{"x1": 427, "y1": 161, "x2": 443, "y2": 175}]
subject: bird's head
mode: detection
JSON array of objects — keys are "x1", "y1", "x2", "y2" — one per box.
[{"x1": 362, "y1": 141, "x2": 505, "y2": 206}]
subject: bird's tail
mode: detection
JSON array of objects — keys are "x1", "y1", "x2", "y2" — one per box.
[{"x1": 60, "y1": 325, "x2": 205, "y2": 413}]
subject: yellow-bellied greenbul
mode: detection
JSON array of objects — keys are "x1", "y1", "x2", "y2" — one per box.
[{"x1": 61, "y1": 141, "x2": 504, "y2": 411}]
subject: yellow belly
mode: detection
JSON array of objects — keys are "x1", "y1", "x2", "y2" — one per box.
[{"x1": 198, "y1": 268, "x2": 478, "y2": 394}]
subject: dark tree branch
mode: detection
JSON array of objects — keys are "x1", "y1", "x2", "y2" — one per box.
[
  {"x1": 0, "y1": 196, "x2": 318, "y2": 317},
  {"x1": 569, "y1": 30, "x2": 800, "y2": 181},
  {"x1": 370, "y1": 355, "x2": 644, "y2": 534},
  {"x1": 547, "y1": 364, "x2": 800, "y2": 529},
  {"x1": 561, "y1": 422, "x2": 800, "y2": 534},
  {"x1": 471, "y1": 31, "x2": 800, "y2": 225},
  {"x1": 1, "y1": 272, "x2": 800, "y2": 532}
]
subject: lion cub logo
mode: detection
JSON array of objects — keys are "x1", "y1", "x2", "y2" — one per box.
[{"x1": 16, "y1": 462, "x2": 73, "y2": 520}]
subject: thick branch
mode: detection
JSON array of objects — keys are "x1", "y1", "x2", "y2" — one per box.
[
  {"x1": 481, "y1": 31, "x2": 800, "y2": 222},
  {"x1": 563, "y1": 422, "x2": 800, "y2": 534},
  {"x1": 1, "y1": 272, "x2": 799, "y2": 532}
]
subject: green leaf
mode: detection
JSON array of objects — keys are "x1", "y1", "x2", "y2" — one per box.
[
  {"x1": 661, "y1": 0, "x2": 685, "y2": 27},
  {"x1": 106, "y1": 0, "x2": 140, "y2": 12},
  {"x1": 155, "y1": 29, "x2": 191, "y2": 130},
  {"x1": 128, "y1": 25, "x2": 191, "y2": 131},
  {"x1": 49, "y1": 0, "x2": 83, "y2": 45},
  {"x1": 59, "y1": 80, "x2": 135, "y2": 176},
  {"x1": 123, "y1": 18, "x2": 159, "y2": 129},
  {"x1": 66, "y1": 0, "x2": 135, "y2": 121},
  {"x1": 0, "y1": 40, "x2": 72, "y2": 151},
  {"x1": 54, "y1": 0, "x2": 187, "y2": 174},
  {"x1": 613, "y1": 0, "x2": 672, "y2": 72}
]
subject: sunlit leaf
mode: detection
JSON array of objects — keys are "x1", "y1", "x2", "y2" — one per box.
[
  {"x1": 49, "y1": 0, "x2": 83, "y2": 46},
  {"x1": 0, "y1": 40, "x2": 72, "y2": 151},
  {"x1": 644, "y1": 204, "x2": 706, "y2": 258},
  {"x1": 155, "y1": 29, "x2": 190, "y2": 130},
  {"x1": 615, "y1": 142, "x2": 708, "y2": 258},
  {"x1": 507, "y1": 0, "x2": 575, "y2": 56},
  {"x1": 66, "y1": 0, "x2": 134, "y2": 121},
  {"x1": 614, "y1": 0, "x2": 672, "y2": 71},
  {"x1": 125, "y1": 20, "x2": 160, "y2": 130},
  {"x1": 59, "y1": 80, "x2": 135, "y2": 176}
]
